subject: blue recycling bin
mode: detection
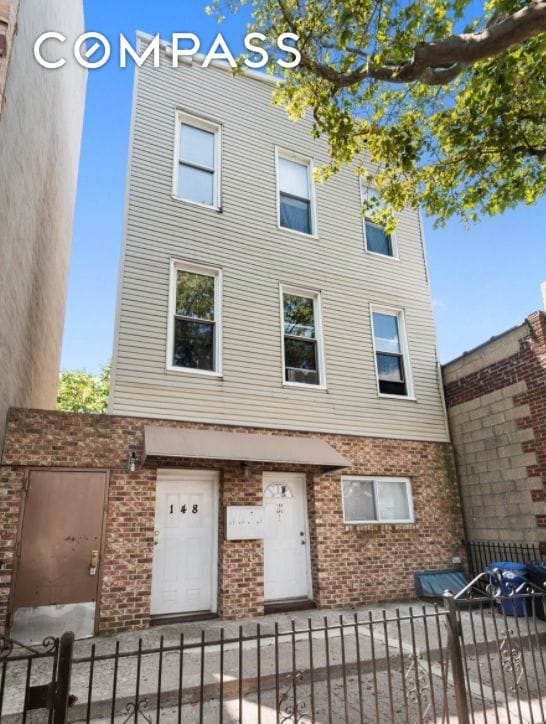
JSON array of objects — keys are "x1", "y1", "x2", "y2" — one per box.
[{"x1": 486, "y1": 561, "x2": 531, "y2": 617}]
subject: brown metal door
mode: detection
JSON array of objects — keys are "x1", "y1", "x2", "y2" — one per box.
[{"x1": 13, "y1": 470, "x2": 107, "y2": 609}]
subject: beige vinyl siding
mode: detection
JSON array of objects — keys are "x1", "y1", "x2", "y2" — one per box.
[{"x1": 110, "y1": 39, "x2": 449, "y2": 442}]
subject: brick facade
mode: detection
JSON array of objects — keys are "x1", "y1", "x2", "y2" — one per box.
[
  {"x1": 443, "y1": 311, "x2": 546, "y2": 546},
  {"x1": 0, "y1": 408, "x2": 464, "y2": 634}
]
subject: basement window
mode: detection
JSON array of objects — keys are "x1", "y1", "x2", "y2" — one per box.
[{"x1": 341, "y1": 477, "x2": 414, "y2": 524}]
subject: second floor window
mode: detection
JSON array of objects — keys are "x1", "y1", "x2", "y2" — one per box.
[
  {"x1": 175, "y1": 113, "x2": 220, "y2": 208},
  {"x1": 277, "y1": 152, "x2": 315, "y2": 235},
  {"x1": 282, "y1": 289, "x2": 324, "y2": 386},
  {"x1": 169, "y1": 262, "x2": 222, "y2": 374},
  {"x1": 371, "y1": 308, "x2": 412, "y2": 397},
  {"x1": 361, "y1": 185, "x2": 397, "y2": 258}
]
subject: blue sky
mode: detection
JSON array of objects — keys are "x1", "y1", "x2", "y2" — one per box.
[{"x1": 60, "y1": 1, "x2": 546, "y2": 373}]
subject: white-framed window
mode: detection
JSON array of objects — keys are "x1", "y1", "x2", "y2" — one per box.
[
  {"x1": 341, "y1": 477, "x2": 414, "y2": 524},
  {"x1": 280, "y1": 285, "x2": 326, "y2": 388},
  {"x1": 276, "y1": 148, "x2": 317, "y2": 236},
  {"x1": 371, "y1": 306, "x2": 414, "y2": 398},
  {"x1": 166, "y1": 260, "x2": 222, "y2": 376},
  {"x1": 361, "y1": 184, "x2": 398, "y2": 258},
  {"x1": 173, "y1": 111, "x2": 221, "y2": 209}
]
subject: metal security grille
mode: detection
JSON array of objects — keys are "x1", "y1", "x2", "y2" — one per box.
[{"x1": 2, "y1": 592, "x2": 545, "y2": 723}]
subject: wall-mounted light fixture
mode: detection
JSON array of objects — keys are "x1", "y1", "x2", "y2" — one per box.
[
  {"x1": 127, "y1": 451, "x2": 140, "y2": 473},
  {"x1": 241, "y1": 461, "x2": 250, "y2": 480}
]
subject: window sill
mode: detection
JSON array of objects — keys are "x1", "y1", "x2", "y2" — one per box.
[
  {"x1": 283, "y1": 381, "x2": 328, "y2": 392},
  {"x1": 276, "y1": 224, "x2": 318, "y2": 241},
  {"x1": 171, "y1": 195, "x2": 222, "y2": 213},
  {"x1": 166, "y1": 365, "x2": 223, "y2": 379},
  {"x1": 344, "y1": 519, "x2": 415, "y2": 526},
  {"x1": 364, "y1": 249, "x2": 400, "y2": 262},
  {"x1": 378, "y1": 392, "x2": 416, "y2": 401}
]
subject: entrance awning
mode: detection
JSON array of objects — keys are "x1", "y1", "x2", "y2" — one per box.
[{"x1": 143, "y1": 426, "x2": 351, "y2": 472}]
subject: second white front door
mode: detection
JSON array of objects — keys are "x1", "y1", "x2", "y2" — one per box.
[
  {"x1": 151, "y1": 469, "x2": 218, "y2": 616},
  {"x1": 263, "y1": 472, "x2": 311, "y2": 601}
]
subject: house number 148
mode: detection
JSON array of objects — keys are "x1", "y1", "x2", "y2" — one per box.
[{"x1": 169, "y1": 504, "x2": 199, "y2": 514}]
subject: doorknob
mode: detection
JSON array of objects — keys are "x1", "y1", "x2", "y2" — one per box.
[
  {"x1": 89, "y1": 550, "x2": 98, "y2": 575},
  {"x1": 154, "y1": 529, "x2": 160, "y2": 546},
  {"x1": 301, "y1": 539, "x2": 306, "y2": 545}
]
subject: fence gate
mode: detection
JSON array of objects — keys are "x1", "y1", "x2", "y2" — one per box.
[{"x1": 0, "y1": 631, "x2": 74, "y2": 723}]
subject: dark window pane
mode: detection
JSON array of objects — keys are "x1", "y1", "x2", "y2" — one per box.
[
  {"x1": 283, "y1": 294, "x2": 315, "y2": 338},
  {"x1": 176, "y1": 271, "x2": 215, "y2": 320},
  {"x1": 377, "y1": 353, "x2": 403, "y2": 382},
  {"x1": 365, "y1": 220, "x2": 392, "y2": 256},
  {"x1": 377, "y1": 353, "x2": 406, "y2": 395},
  {"x1": 280, "y1": 194, "x2": 311, "y2": 234},
  {"x1": 285, "y1": 337, "x2": 317, "y2": 371},
  {"x1": 379, "y1": 379, "x2": 407, "y2": 396},
  {"x1": 173, "y1": 318, "x2": 214, "y2": 370}
]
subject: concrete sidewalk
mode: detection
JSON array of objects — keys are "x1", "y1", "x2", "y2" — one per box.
[{"x1": 2, "y1": 598, "x2": 546, "y2": 723}]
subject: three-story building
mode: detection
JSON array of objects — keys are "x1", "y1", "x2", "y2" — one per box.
[
  {"x1": 108, "y1": 34, "x2": 463, "y2": 622},
  {"x1": 1, "y1": 33, "x2": 464, "y2": 640}
]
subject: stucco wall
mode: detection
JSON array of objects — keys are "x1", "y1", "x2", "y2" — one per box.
[{"x1": 0, "y1": 0, "x2": 86, "y2": 452}]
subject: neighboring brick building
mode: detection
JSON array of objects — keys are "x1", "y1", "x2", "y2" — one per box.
[
  {"x1": 443, "y1": 290, "x2": 546, "y2": 548},
  {"x1": 0, "y1": 408, "x2": 464, "y2": 636}
]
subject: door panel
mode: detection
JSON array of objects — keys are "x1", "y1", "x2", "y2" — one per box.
[
  {"x1": 263, "y1": 473, "x2": 311, "y2": 601},
  {"x1": 151, "y1": 471, "x2": 217, "y2": 616},
  {"x1": 12, "y1": 470, "x2": 107, "y2": 641}
]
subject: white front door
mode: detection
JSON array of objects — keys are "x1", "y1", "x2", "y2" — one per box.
[
  {"x1": 151, "y1": 469, "x2": 218, "y2": 616},
  {"x1": 263, "y1": 472, "x2": 311, "y2": 601}
]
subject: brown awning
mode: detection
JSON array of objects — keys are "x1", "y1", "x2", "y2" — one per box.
[{"x1": 143, "y1": 425, "x2": 351, "y2": 472}]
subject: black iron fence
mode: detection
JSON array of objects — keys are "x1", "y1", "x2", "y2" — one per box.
[
  {"x1": 465, "y1": 539, "x2": 545, "y2": 578},
  {"x1": 1, "y1": 588, "x2": 546, "y2": 723}
]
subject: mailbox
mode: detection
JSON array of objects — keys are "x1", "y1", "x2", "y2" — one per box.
[{"x1": 225, "y1": 506, "x2": 265, "y2": 540}]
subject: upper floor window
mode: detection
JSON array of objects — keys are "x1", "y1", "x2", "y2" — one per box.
[
  {"x1": 281, "y1": 287, "x2": 325, "y2": 387},
  {"x1": 341, "y1": 477, "x2": 414, "y2": 524},
  {"x1": 371, "y1": 307, "x2": 413, "y2": 398},
  {"x1": 361, "y1": 185, "x2": 397, "y2": 258},
  {"x1": 276, "y1": 150, "x2": 316, "y2": 236},
  {"x1": 174, "y1": 112, "x2": 221, "y2": 209},
  {"x1": 167, "y1": 261, "x2": 222, "y2": 375}
]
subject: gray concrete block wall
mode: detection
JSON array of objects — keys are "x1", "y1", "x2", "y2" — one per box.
[{"x1": 447, "y1": 380, "x2": 546, "y2": 543}]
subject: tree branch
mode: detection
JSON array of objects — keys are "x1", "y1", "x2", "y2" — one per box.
[{"x1": 296, "y1": 0, "x2": 546, "y2": 86}]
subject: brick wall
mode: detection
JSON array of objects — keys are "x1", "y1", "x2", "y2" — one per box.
[
  {"x1": 0, "y1": 408, "x2": 464, "y2": 634},
  {"x1": 443, "y1": 311, "x2": 546, "y2": 546}
]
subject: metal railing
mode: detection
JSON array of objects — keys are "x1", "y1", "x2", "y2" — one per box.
[
  {"x1": 1, "y1": 590, "x2": 546, "y2": 723},
  {"x1": 465, "y1": 539, "x2": 545, "y2": 578}
]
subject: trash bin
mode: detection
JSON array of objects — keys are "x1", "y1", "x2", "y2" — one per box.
[
  {"x1": 486, "y1": 561, "x2": 531, "y2": 617},
  {"x1": 527, "y1": 561, "x2": 546, "y2": 621}
]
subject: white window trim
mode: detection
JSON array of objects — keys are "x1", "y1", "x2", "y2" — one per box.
[
  {"x1": 166, "y1": 259, "x2": 223, "y2": 377},
  {"x1": 341, "y1": 476, "x2": 415, "y2": 525},
  {"x1": 172, "y1": 110, "x2": 222, "y2": 211},
  {"x1": 275, "y1": 147, "x2": 318, "y2": 239},
  {"x1": 370, "y1": 304, "x2": 415, "y2": 400},
  {"x1": 279, "y1": 284, "x2": 327, "y2": 390},
  {"x1": 360, "y1": 182, "x2": 399, "y2": 260}
]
